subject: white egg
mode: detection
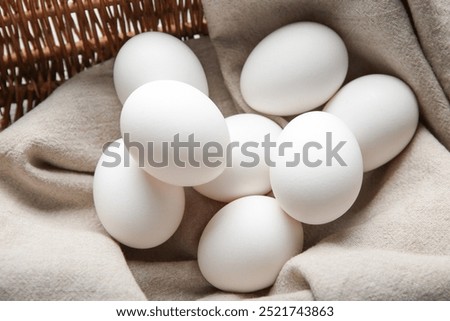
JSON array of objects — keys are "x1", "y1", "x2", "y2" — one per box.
[
  {"x1": 198, "y1": 196, "x2": 303, "y2": 293},
  {"x1": 240, "y1": 22, "x2": 348, "y2": 116},
  {"x1": 323, "y1": 74, "x2": 419, "y2": 172},
  {"x1": 93, "y1": 139, "x2": 185, "y2": 249},
  {"x1": 113, "y1": 31, "x2": 208, "y2": 105},
  {"x1": 193, "y1": 114, "x2": 282, "y2": 202},
  {"x1": 120, "y1": 80, "x2": 230, "y2": 186},
  {"x1": 270, "y1": 111, "x2": 363, "y2": 225}
]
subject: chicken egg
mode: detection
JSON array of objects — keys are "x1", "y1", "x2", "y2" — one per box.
[
  {"x1": 270, "y1": 111, "x2": 363, "y2": 225},
  {"x1": 120, "y1": 80, "x2": 230, "y2": 186},
  {"x1": 193, "y1": 114, "x2": 282, "y2": 202},
  {"x1": 198, "y1": 195, "x2": 303, "y2": 293},
  {"x1": 114, "y1": 31, "x2": 208, "y2": 105},
  {"x1": 323, "y1": 74, "x2": 419, "y2": 172},
  {"x1": 240, "y1": 22, "x2": 348, "y2": 116},
  {"x1": 93, "y1": 139, "x2": 185, "y2": 249}
]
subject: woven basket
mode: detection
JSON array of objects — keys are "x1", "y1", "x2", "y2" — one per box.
[{"x1": 0, "y1": 0, "x2": 208, "y2": 130}]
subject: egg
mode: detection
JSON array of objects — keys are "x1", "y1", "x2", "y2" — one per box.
[
  {"x1": 193, "y1": 114, "x2": 282, "y2": 202},
  {"x1": 240, "y1": 22, "x2": 348, "y2": 116},
  {"x1": 93, "y1": 139, "x2": 185, "y2": 249},
  {"x1": 197, "y1": 195, "x2": 303, "y2": 293},
  {"x1": 270, "y1": 111, "x2": 363, "y2": 225},
  {"x1": 323, "y1": 74, "x2": 419, "y2": 172},
  {"x1": 120, "y1": 80, "x2": 230, "y2": 186},
  {"x1": 113, "y1": 31, "x2": 208, "y2": 105}
]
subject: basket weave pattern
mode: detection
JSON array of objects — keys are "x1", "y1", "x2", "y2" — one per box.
[{"x1": 0, "y1": 0, "x2": 208, "y2": 130}]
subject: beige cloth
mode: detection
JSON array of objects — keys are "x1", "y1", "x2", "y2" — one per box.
[{"x1": 0, "y1": 0, "x2": 449, "y2": 300}]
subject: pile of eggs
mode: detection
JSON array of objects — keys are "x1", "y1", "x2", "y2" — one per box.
[{"x1": 93, "y1": 22, "x2": 419, "y2": 293}]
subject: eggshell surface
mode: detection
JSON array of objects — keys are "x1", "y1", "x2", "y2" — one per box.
[
  {"x1": 197, "y1": 195, "x2": 303, "y2": 293},
  {"x1": 114, "y1": 31, "x2": 208, "y2": 105},
  {"x1": 93, "y1": 139, "x2": 185, "y2": 249},
  {"x1": 324, "y1": 74, "x2": 419, "y2": 172},
  {"x1": 120, "y1": 80, "x2": 230, "y2": 186},
  {"x1": 240, "y1": 22, "x2": 348, "y2": 116},
  {"x1": 194, "y1": 114, "x2": 282, "y2": 202},
  {"x1": 270, "y1": 111, "x2": 363, "y2": 225}
]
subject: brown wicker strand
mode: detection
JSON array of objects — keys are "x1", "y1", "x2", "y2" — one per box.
[{"x1": 0, "y1": 0, "x2": 208, "y2": 130}]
